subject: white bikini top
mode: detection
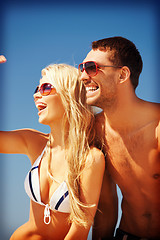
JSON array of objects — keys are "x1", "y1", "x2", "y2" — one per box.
[{"x1": 24, "y1": 146, "x2": 70, "y2": 224}]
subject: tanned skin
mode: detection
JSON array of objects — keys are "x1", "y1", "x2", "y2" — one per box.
[{"x1": 81, "y1": 48, "x2": 160, "y2": 240}]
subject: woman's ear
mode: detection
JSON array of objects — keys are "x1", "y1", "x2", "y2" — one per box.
[{"x1": 119, "y1": 66, "x2": 130, "y2": 84}]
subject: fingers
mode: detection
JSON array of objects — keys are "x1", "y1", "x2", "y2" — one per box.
[{"x1": 0, "y1": 55, "x2": 7, "y2": 63}]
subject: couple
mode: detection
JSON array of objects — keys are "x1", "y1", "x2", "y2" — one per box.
[{"x1": 0, "y1": 36, "x2": 160, "y2": 240}]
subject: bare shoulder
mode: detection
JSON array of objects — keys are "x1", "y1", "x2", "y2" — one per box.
[
  {"x1": 0, "y1": 128, "x2": 49, "y2": 160},
  {"x1": 25, "y1": 128, "x2": 49, "y2": 141},
  {"x1": 21, "y1": 128, "x2": 49, "y2": 138},
  {"x1": 148, "y1": 102, "x2": 160, "y2": 136},
  {"x1": 145, "y1": 101, "x2": 160, "y2": 118},
  {"x1": 152, "y1": 102, "x2": 160, "y2": 115},
  {"x1": 156, "y1": 121, "x2": 160, "y2": 151},
  {"x1": 19, "y1": 128, "x2": 49, "y2": 161},
  {"x1": 138, "y1": 101, "x2": 160, "y2": 130},
  {"x1": 140, "y1": 101, "x2": 160, "y2": 151},
  {"x1": 18, "y1": 128, "x2": 49, "y2": 143},
  {"x1": 87, "y1": 147, "x2": 105, "y2": 169},
  {"x1": 153, "y1": 103, "x2": 160, "y2": 151}
]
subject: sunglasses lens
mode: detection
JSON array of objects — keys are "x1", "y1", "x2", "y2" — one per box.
[
  {"x1": 40, "y1": 83, "x2": 52, "y2": 96},
  {"x1": 34, "y1": 86, "x2": 39, "y2": 94},
  {"x1": 78, "y1": 63, "x2": 83, "y2": 72},
  {"x1": 34, "y1": 83, "x2": 56, "y2": 96},
  {"x1": 85, "y1": 61, "x2": 97, "y2": 76}
]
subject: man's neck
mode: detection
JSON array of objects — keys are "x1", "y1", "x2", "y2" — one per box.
[{"x1": 103, "y1": 96, "x2": 143, "y2": 130}]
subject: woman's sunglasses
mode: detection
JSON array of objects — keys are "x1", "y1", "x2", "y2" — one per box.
[
  {"x1": 34, "y1": 83, "x2": 56, "y2": 96},
  {"x1": 78, "y1": 61, "x2": 122, "y2": 77}
]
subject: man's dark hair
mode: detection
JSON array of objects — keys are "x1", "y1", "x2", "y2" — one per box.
[{"x1": 92, "y1": 36, "x2": 143, "y2": 90}]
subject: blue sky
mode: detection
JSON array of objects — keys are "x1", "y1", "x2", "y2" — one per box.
[{"x1": 0, "y1": 1, "x2": 159, "y2": 239}]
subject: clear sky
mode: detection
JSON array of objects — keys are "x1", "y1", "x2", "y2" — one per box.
[{"x1": 0, "y1": 0, "x2": 159, "y2": 239}]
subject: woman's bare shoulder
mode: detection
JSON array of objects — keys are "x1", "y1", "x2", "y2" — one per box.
[
  {"x1": 87, "y1": 147, "x2": 105, "y2": 168},
  {"x1": 18, "y1": 128, "x2": 49, "y2": 140},
  {"x1": 20, "y1": 128, "x2": 49, "y2": 162}
]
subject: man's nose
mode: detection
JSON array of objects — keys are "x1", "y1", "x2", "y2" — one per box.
[{"x1": 80, "y1": 69, "x2": 91, "y2": 82}]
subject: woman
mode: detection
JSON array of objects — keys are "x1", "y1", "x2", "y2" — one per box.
[{"x1": 0, "y1": 56, "x2": 105, "y2": 240}]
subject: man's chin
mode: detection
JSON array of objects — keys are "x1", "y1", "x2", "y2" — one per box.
[
  {"x1": 86, "y1": 90, "x2": 100, "y2": 106},
  {"x1": 86, "y1": 97, "x2": 98, "y2": 106},
  {"x1": 86, "y1": 97, "x2": 94, "y2": 105}
]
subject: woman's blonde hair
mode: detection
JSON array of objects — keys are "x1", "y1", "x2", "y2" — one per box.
[{"x1": 41, "y1": 64, "x2": 95, "y2": 227}]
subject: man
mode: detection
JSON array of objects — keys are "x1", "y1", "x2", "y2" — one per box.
[{"x1": 79, "y1": 37, "x2": 160, "y2": 240}]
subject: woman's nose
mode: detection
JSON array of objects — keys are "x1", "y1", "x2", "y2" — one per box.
[{"x1": 33, "y1": 91, "x2": 42, "y2": 101}]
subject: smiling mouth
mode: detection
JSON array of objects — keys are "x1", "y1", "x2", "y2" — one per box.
[
  {"x1": 86, "y1": 86, "x2": 99, "y2": 92},
  {"x1": 36, "y1": 103, "x2": 47, "y2": 113}
]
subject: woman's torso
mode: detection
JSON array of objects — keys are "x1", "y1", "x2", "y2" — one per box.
[
  {"x1": 10, "y1": 132, "x2": 71, "y2": 240},
  {"x1": 10, "y1": 201, "x2": 71, "y2": 240}
]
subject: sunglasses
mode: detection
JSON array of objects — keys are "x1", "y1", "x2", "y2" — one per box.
[
  {"x1": 34, "y1": 83, "x2": 56, "y2": 96},
  {"x1": 78, "y1": 61, "x2": 122, "y2": 77}
]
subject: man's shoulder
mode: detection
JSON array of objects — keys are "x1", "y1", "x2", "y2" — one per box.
[
  {"x1": 140, "y1": 101, "x2": 160, "y2": 124},
  {"x1": 156, "y1": 121, "x2": 160, "y2": 151},
  {"x1": 141, "y1": 101, "x2": 160, "y2": 151},
  {"x1": 145, "y1": 101, "x2": 160, "y2": 113}
]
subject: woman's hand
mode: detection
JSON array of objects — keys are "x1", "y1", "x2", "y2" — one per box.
[{"x1": 0, "y1": 55, "x2": 7, "y2": 63}]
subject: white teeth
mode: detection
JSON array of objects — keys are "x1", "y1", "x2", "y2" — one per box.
[{"x1": 86, "y1": 86, "x2": 98, "y2": 91}]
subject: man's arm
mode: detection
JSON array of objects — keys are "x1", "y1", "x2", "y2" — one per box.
[{"x1": 92, "y1": 168, "x2": 118, "y2": 240}]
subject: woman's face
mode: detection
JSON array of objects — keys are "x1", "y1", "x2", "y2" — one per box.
[{"x1": 34, "y1": 74, "x2": 65, "y2": 126}]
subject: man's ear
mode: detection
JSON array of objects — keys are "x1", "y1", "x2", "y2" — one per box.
[{"x1": 119, "y1": 66, "x2": 130, "y2": 84}]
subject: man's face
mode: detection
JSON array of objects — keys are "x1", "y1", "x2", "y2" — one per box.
[{"x1": 80, "y1": 49, "x2": 121, "y2": 108}]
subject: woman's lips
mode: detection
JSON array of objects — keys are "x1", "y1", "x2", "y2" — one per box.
[{"x1": 35, "y1": 102, "x2": 47, "y2": 114}]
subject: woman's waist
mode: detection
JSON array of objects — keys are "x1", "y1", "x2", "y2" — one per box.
[{"x1": 12, "y1": 219, "x2": 70, "y2": 240}]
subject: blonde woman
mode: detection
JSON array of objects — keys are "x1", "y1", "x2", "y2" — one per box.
[{"x1": 0, "y1": 57, "x2": 105, "y2": 240}]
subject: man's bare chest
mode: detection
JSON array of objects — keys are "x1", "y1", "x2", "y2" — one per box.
[{"x1": 103, "y1": 124, "x2": 159, "y2": 181}]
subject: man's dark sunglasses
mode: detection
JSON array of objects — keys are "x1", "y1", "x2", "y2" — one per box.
[{"x1": 78, "y1": 61, "x2": 122, "y2": 77}]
